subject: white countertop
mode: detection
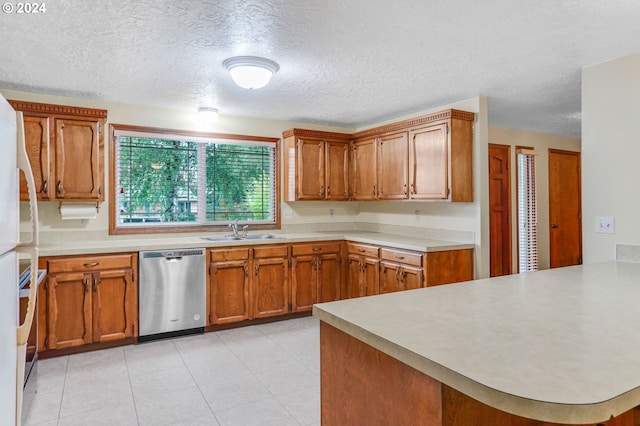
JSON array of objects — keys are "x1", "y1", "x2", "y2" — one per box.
[
  {"x1": 313, "y1": 261, "x2": 640, "y2": 424},
  {"x1": 38, "y1": 231, "x2": 473, "y2": 256}
]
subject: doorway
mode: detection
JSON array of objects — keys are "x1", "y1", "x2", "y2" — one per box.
[
  {"x1": 548, "y1": 149, "x2": 582, "y2": 268},
  {"x1": 488, "y1": 144, "x2": 512, "y2": 276}
]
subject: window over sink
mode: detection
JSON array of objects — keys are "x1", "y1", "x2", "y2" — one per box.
[{"x1": 109, "y1": 124, "x2": 280, "y2": 235}]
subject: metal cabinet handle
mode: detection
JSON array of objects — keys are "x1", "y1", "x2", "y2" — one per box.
[
  {"x1": 395, "y1": 256, "x2": 405, "y2": 260},
  {"x1": 41, "y1": 179, "x2": 48, "y2": 194},
  {"x1": 358, "y1": 249, "x2": 365, "y2": 253},
  {"x1": 320, "y1": 186, "x2": 325, "y2": 196},
  {"x1": 255, "y1": 264, "x2": 259, "y2": 276},
  {"x1": 326, "y1": 186, "x2": 331, "y2": 195},
  {"x1": 403, "y1": 183, "x2": 407, "y2": 195},
  {"x1": 84, "y1": 278, "x2": 90, "y2": 293},
  {"x1": 83, "y1": 262, "x2": 100, "y2": 268},
  {"x1": 372, "y1": 185, "x2": 376, "y2": 195},
  {"x1": 93, "y1": 277, "x2": 99, "y2": 292},
  {"x1": 551, "y1": 224, "x2": 559, "y2": 229},
  {"x1": 57, "y1": 180, "x2": 63, "y2": 194},
  {"x1": 312, "y1": 247, "x2": 321, "y2": 252},
  {"x1": 243, "y1": 265, "x2": 249, "y2": 277}
]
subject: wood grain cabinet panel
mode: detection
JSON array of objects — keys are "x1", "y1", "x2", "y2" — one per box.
[
  {"x1": 283, "y1": 129, "x2": 351, "y2": 201},
  {"x1": 345, "y1": 243, "x2": 380, "y2": 298},
  {"x1": 377, "y1": 131, "x2": 409, "y2": 200},
  {"x1": 209, "y1": 258, "x2": 250, "y2": 324},
  {"x1": 351, "y1": 136, "x2": 377, "y2": 200},
  {"x1": 20, "y1": 115, "x2": 51, "y2": 200},
  {"x1": 10, "y1": 100, "x2": 107, "y2": 202},
  {"x1": 42, "y1": 253, "x2": 137, "y2": 351},
  {"x1": 253, "y1": 257, "x2": 290, "y2": 318},
  {"x1": 291, "y1": 242, "x2": 342, "y2": 312}
]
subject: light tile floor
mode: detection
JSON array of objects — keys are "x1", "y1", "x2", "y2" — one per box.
[{"x1": 22, "y1": 316, "x2": 321, "y2": 426}]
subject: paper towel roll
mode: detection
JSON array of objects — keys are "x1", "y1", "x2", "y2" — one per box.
[{"x1": 59, "y1": 203, "x2": 98, "y2": 220}]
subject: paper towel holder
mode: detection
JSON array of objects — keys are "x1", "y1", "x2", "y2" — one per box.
[{"x1": 58, "y1": 201, "x2": 100, "y2": 220}]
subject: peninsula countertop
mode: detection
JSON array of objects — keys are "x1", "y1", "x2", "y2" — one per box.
[
  {"x1": 313, "y1": 261, "x2": 640, "y2": 424},
  {"x1": 37, "y1": 231, "x2": 474, "y2": 257}
]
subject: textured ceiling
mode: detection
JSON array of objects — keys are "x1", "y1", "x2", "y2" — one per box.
[{"x1": 1, "y1": 0, "x2": 640, "y2": 138}]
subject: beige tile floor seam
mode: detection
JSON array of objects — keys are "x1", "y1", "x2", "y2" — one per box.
[{"x1": 23, "y1": 316, "x2": 321, "y2": 426}]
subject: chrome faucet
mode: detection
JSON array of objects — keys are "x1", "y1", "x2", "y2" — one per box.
[
  {"x1": 229, "y1": 220, "x2": 239, "y2": 237},
  {"x1": 229, "y1": 221, "x2": 249, "y2": 238}
]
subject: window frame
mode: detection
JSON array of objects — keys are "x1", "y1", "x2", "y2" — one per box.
[{"x1": 109, "y1": 123, "x2": 281, "y2": 235}]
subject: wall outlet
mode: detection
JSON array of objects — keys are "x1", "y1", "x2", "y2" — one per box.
[
  {"x1": 283, "y1": 208, "x2": 293, "y2": 219},
  {"x1": 329, "y1": 208, "x2": 335, "y2": 218},
  {"x1": 415, "y1": 209, "x2": 420, "y2": 222},
  {"x1": 595, "y1": 216, "x2": 614, "y2": 234}
]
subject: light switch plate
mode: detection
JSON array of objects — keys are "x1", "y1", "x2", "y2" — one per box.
[
  {"x1": 595, "y1": 216, "x2": 614, "y2": 234},
  {"x1": 283, "y1": 209, "x2": 293, "y2": 219}
]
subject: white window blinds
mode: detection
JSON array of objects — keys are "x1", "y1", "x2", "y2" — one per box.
[{"x1": 517, "y1": 148, "x2": 538, "y2": 272}]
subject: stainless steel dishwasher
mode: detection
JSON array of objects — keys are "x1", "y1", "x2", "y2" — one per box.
[{"x1": 138, "y1": 248, "x2": 206, "y2": 341}]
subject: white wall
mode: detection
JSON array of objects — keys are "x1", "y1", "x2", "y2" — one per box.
[
  {"x1": 582, "y1": 52, "x2": 640, "y2": 263},
  {"x1": 488, "y1": 127, "x2": 581, "y2": 270}
]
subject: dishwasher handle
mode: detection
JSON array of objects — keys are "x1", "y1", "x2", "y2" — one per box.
[{"x1": 165, "y1": 256, "x2": 183, "y2": 262}]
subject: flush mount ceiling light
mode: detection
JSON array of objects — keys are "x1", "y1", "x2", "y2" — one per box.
[
  {"x1": 198, "y1": 106, "x2": 219, "y2": 121},
  {"x1": 223, "y1": 56, "x2": 279, "y2": 89}
]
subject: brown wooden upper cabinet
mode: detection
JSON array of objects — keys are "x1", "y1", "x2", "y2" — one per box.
[
  {"x1": 10, "y1": 100, "x2": 107, "y2": 201},
  {"x1": 283, "y1": 129, "x2": 351, "y2": 201},
  {"x1": 283, "y1": 109, "x2": 474, "y2": 203}
]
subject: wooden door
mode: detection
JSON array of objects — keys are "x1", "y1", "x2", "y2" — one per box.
[
  {"x1": 291, "y1": 255, "x2": 317, "y2": 312},
  {"x1": 326, "y1": 141, "x2": 349, "y2": 200},
  {"x1": 210, "y1": 259, "x2": 250, "y2": 324},
  {"x1": 253, "y1": 257, "x2": 289, "y2": 318},
  {"x1": 346, "y1": 254, "x2": 364, "y2": 299},
  {"x1": 352, "y1": 137, "x2": 377, "y2": 200},
  {"x1": 46, "y1": 272, "x2": 92, "y2": 349},
  {"x1": 54, "y1": 118, "x2": 102, "y2": 200},
  {"x1": 296, "y1": 138, "x2": 325, "y2": 200},
  {"x1": 317, "y1": 253, "x2": 341, "y2": 303},
  {"x1": 488, "y1": 144, "x2": 512, "y2": 277},
  {"x1": 20, "y1": 115, "x2": 51, "y2": 200},
  {"x1": 93, "y1": 269, "x2": 136, "y2": 342},
  {"x1": 377, "y1": 131, "x2": 409, "y2": 200},
  {"x1": 549, "y1": 149, "x2": 582, "y2": 268},
  {"x1": 409, "y1": 123, "x2": 449, "y2": 200}
]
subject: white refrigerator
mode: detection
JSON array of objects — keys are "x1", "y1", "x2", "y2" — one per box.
[{"x1": 0, "y1": 95, "x2": 39, "y2": 426}]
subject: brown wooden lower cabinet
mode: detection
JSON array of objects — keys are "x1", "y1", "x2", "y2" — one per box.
[
  {"x1": 291, "y1": 242, "x2": 342, "y2": 312},
  {"x1": 345, "y1": 242, "x2": 380, "y2": 298},
  {"x1": 320, "y1": 321, "x2": 634, "y2": 426},
  {"x1": 252, "y1": 245, "x2": 290, "y2": 319},
  {"x1": 208, "y1": 248, "x2": 251, "y2": 324},
  {"x1": 40, "y1": 253, "x2": 137, "y2": 351}
]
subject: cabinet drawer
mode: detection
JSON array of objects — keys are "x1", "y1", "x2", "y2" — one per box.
[
  {"x1": 347, "y1": 243, "x2": 379, "y2": 258},
  {"x1": 292, "y1": 242, "x2": 341, "y2": 256},
  {"x1": 47, "y1": 253, "x2": 134, "y2": 273},
  {"x1": 210, "y1": 248, "x2": 250, "y2": 262},
  {"x1": 253, "y1": 245, "x2": 289, "y2": 259},
  {"x1": 380, "y1": 248, "x2": 423, "y2": 267}
]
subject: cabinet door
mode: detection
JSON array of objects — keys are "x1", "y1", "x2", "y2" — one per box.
[
  {"x1": 399, "y1": 265, "x2": 423, "y2": 291},
  {"x1": 253, "y1": 257, "x2": 290, "y2": 318},
  {"x1": 54, "y1": 118, "x2": 103, "y2": 200},
  {"x1": 409, "y1": 123, "x2": 449, "y2": 200},
  {"x1": 46, "y1": 272, "x2": 92, "y2": 349},
  {"x1": 317, "y1": 253, "x2": 341, "y2": 303},
  {"x1": 93, "y1": 269, "x2": 136, "y2": 343},
  {"x1": 326, "y1": 141, "x2": 349, "y2": 200},
  {"x1": 297, "y1": 138, "x2": 325, "y2": 200},
  {"x1": 210, "y1": 260, "x2": 250, "y2": 324},
  {"x1": 377, "y1": 131, "x2": 408, "y2": 200},
  {"x1": 362, "y1": 257, "x2": 380, "y2": 296},
  {"x1": 346, "y1": 254, "x2": 364, "y2": 299},
  {"x1": 20, "y1": 115, "x2": 51, "y2": 200},
  {"x1": 379, "y1": 262, "x2": 403, "y2": 295},
  {"x1": 352, "y1": 137, "x2": 377, "y2": 200},
  {"x1": 291, "y1": 255, "x2": 317, "y2": 312}
]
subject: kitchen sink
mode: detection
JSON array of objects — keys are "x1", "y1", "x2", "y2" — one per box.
[
  {"x1": 201, "y1": 235, "x2": 244, "y2": 241},
  {"x1": 242, "y1": 234, "x2": 282, "y2": 240},
  {"x1": 201, "y1": 234, "x2": 283, "y2": 241}
]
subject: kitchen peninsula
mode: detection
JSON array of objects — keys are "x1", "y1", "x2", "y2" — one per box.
[{"x1": 313, "y1": 261, "x2": 640, "y2": 425}]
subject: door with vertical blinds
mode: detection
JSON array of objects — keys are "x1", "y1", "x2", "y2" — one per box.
[{"x1": 517, "y1": 148, "x2": 537, "y2": 272}]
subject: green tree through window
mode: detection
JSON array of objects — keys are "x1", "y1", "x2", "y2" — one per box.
[{"x1": 111, "y1": 125, "x2": 279, "y2": 234}]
